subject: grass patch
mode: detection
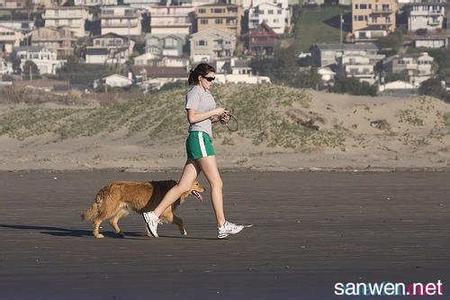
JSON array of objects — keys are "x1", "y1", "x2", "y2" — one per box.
[
  {"x1": 296, "y1": 5, "x2": 350, "y2": 51},
  {"x1": 0, "y1": 84, "x2": 345, "y2": 150}
]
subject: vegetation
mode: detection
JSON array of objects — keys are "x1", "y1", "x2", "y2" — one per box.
[
  {"x1": 56, "y1": 63, "x2": 116, "y2": 86},
  {"x1": 419, "y1": 78, "x2": 450, "y2": 103},
  {"x1": 250, "y1": 45, "x2": 322, "y2": 89},
  {"x1": 376, "y1": 31, "x2": 405, "y2": 56},
  {"x1": 295, "y1": 5, "x2": 350, "y2": 51},
  {"x1": 331, "y1": 76, "x2": 378, "y2": 96},
  {"x1": 22, "y1": 61, "x2": 40, "y2": 80},
  {"x1": 0, "y1": 84, "x2": 345, "y2": 150}
]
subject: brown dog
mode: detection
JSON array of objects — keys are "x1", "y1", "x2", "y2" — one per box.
[{"x1": 81, "y1": 180, "x2": 204, "y2": 238}]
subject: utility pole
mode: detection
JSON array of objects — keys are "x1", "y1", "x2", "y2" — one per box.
[{"x1": 340, "y1": 13, "x2": 343, "y2": 46}]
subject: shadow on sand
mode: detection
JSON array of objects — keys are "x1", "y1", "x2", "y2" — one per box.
[{"x1": 0, "y1": 224, "x2": 219, "y2": 241}]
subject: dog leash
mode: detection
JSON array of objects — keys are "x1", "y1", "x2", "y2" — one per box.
[{"x1": 215, "y1": 98, "x2": 239, "y2": 132}]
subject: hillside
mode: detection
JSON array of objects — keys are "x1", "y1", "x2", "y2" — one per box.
[{"x1": 0, "y1": 84, "x2": 449, "y2": 171}]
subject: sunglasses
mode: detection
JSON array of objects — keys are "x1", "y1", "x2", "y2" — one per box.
[{"x1": 203, "y1": 76, "x2": 215, "y2": 82}]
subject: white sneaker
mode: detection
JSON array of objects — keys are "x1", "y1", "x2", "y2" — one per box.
[
  {"x1": 143, "y1": 211, "x2": 159, "y2": 237},
  {"x1": 217, "y1": 220, "x2": 245, "y2": 239}
]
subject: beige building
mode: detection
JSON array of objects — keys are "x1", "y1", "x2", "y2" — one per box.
[
  {"x1": 352, "y1": 0, "x2": 397, "y2": 41},
  {"x1": 1, "y1": 0, "x2": 26, "y2": 9},
  {"x1": 0, "y1": 25, "x2": 27, "y2": 54},
  {"x1": 43, "y1": 7, "x2": 92, "y2": 38},
  {"x1": 190, "y1": 28, "x2": 236, "y2": 63},
  {"x1": 101, "y1": 6, "x2": 142, "y2": 36},
  {"x1": 195, "y1": 4, "x2": 242, "y2": 36},
  {"x1": 31, "y1": 27, "x2": 76, "y2": 58},
  {"x1": 148, "y1": 5, "x2": 194, "y2": 36}
]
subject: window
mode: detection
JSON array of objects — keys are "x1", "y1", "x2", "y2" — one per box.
[
  {"x1": 200, "y1": 19, "x2": 208, "y2": 24},
  {"x1": 354, "y1": 4, "x2": 358, "y2": 9},
  {"x1": 368, "y1": 4, "x2": 371, "y2": 9},
  {"x1": 273, "y1": 18, "x2": 279, "y2": 23},
  {"x1": 360, "y1": 4, "x2": 367, "y2": 9},
  {"x1": 268, "y1": 10, "x2": 273, "y2": 14},
  {"x1": 215, "y1": 18, "x2": 223, "y2": 24},
  {"x1": 198, "y1": 8, "x2": 206, "y2": 13},
  {"x1": 198, "y1": 40, "x2": 207, "y2": 46},
  {"x1": 358, "y1": 15, "x2": 364, "y2": 21},
  {"x1": 277, "y1": 9, "x2": 282, "y2": 14}
]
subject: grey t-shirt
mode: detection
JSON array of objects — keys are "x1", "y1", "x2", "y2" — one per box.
[{"x1": 185, "y1": 85, "x2": 216, "y2": 138}]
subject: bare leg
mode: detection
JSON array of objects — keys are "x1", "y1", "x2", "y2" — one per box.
[
  {"x1": 197, "y1": 155, "x2": 225, "y2": 227},
  {"x1": 153, "y1": 160, "x2": 201, "y2": 217}
]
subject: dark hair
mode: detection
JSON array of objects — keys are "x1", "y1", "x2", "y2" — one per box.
[{"x1": 188, "y1": 63, "x2": 216, "y2": 85}]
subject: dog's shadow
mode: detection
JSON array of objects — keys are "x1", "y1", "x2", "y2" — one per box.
[{"x1": 0, "y1": 224, "x2": 219, "y2": 241}]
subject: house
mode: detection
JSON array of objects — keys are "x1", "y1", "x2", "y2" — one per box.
[
  {"x1": 409, "y1": 32, "x2": 449, "y2": 48},
  {"x1": 132, "y1": 65, "x2": 188, "y2": 90},
  {"x1": 43, "y1": 7, "x2": 92, "y2": 38},
  {"x1": 0, "y1": 20, "x2": 34, "y2": 32},
  {"x1": 382, "y1": 52, "x2": 434, "y2": 86},
  {"x1": 123, "y1": 0, "x2": 161, "y2": 8},
  {"x1": 310, "y1": 42, "x2": 380, "y2": 67},
  {"x1": 351, "y1": 0, "x2": 398, "y2": 41},
  {"x1": 134, "y1": 53, "x2": 189, "y2": 67},
  {"x1": 14, "y1": 46, "x2": 66, "y2": 75},
  {"x1": 190, "y1": 28, "x2": 236, "y2": 63},
  {"x1": 0, "y1": 58, "x2": 13, "y2": 74},
  {"x1": 247, "y1": 21, "x2": 279, "y2": 56},
  {"x1": 337, "y1": 53, "x2": 383, "y2": 84},
  {"x1": 0, "y1": 25, "x2": 27, "y2": 54},
  {"x1": 103, "y1": 74, "x2": 133, "y2": 88},
  {"x1": 195, "y1": 4, "x2": 242, "y2": 36},
  {"x1": 1, "y1": 0, "x2": 26, "y2": 9},
  {"x1": 148, "y1": 5, "x2": 194, "y2": 35},
  {"x1": 74, "y1": 0, "x2": 117, "y2": 5},
  {"x1": 407, "y1": 0, "x2": 445, "y2": 32},
  {"x1": 318, "y1": 67, "x2": 336, "y2": 85},
  {"x1": 31, "y1": 27, "x2": 76, "y2": 59},
  {"x1": 100, "y1": 6, "x2": 142, "y2": 36},
  {"x1": 145, "y1": 33, "x2": 187, "y2": 57},
  {"x1": 248, "y1": 0, "x2": 291, "y2": 35},
  {"x1": 85, "y1": 33, "x2": 134, "y2": 64}
]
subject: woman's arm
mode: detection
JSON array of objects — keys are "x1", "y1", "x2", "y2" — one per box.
[{"x1": 187, "y1": 108, "x2": 225, "y2": 124}]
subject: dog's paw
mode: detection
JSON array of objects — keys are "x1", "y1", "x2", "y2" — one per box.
[
  {"x1": 181, "y1": 228, "x2": 188, "y2": 236},
  {"x1": 117, "y1": 232, "x2": 125, "y2": 238},
  {"x1": 94, "y1": 234, "x2": 105, "y2": 239}
]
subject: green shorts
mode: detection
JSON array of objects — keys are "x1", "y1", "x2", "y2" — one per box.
[{"x1": 186, "y1": 131, "x2": 215, "y2": 160}]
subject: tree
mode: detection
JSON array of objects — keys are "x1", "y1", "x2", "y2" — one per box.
[
  {"x1": 332, "y1": 76, "x2": 377, "y2": 96},
  {"x1": 23, "y1": 60, "x2": 40, "y2": 80},
  {"x1": 376, "y1": 31, "x2": 404, "y2": 56},
  {"x1": 418, "y1": 78, "x2": 449, "y2": 103}
]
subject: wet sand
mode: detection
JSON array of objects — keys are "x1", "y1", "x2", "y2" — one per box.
[{"x1": 0, "y1": 170, "x2": 449, "y2": 299}]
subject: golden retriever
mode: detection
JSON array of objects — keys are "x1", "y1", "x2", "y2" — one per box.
[{"x1": 81, "y1": 180, "x2": 204, "y2": 238}]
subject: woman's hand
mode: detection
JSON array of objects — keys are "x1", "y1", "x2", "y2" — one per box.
[{"x1": 213, "y1": 107, "x2": 226, "y2": 116}]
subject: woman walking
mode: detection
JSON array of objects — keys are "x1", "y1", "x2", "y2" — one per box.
[{"x1": 143, "y1": 63, "x2": 245, "y2": 239}]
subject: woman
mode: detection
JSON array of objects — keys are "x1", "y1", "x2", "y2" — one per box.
[{"x1": 143, "y1": 63, "x2": 245, "y2": 239}]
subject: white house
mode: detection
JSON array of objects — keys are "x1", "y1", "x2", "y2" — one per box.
[
  {"x1": 100, "y1": 6, "x2": 143, "y2": 36},
  {"x1": 248, "y1": 0, "x2": 291, "y2": 35},
  {"x1": 85, "y1": 33, "x2": 134, "y2": 64},
  {"x1": 43, "y1": 7, "x2": 92, "y2": 38},
  {"x1": 74, "y1": 0, "x2": 117, "y2": 5},
  {"x1": 407, "y1": 0, "x2": 445, "y2": 32},
  {"x1": 14, "y1": 46, "x2": 66, "y2": 75},
  {"x1": 0, "y1": 58, "x2": 13, "y2": 75},
  {"x1": 104, "y1": 74, "x2": 133, "y2": 88},
  {"x1": 148, "y1": 5, "x2": 194, "y2": 36}
]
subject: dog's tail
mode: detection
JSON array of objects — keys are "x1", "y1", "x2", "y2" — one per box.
[{"x1": 81, "y1": 186, "x2": 108, "y2": 222}]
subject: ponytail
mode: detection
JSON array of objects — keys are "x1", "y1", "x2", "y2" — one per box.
[{"x1": 188, "y1": 63, "x2": 216, "y2": 85}]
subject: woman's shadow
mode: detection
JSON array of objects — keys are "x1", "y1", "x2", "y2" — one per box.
[{"x1": 0, "y1": 224, "x2": 218, "y2": 240}]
